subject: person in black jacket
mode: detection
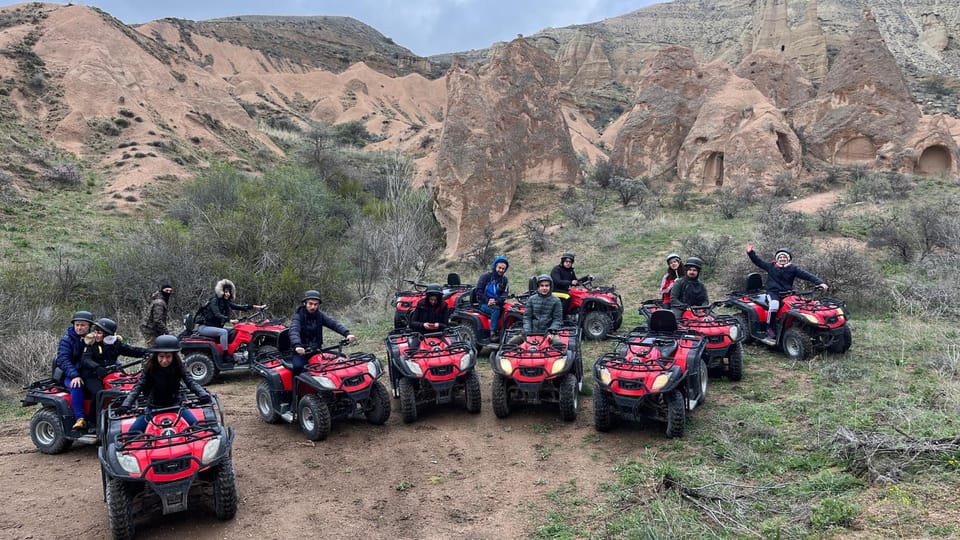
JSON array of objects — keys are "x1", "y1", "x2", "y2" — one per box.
[
  {"x1": 289, "y1": 289, "x2": 356, "y2": 377},
  {"x1": 122, "y1": 335, "x2": 210, "y2": 433},
  {"x1": 409, "y1": 284, "x2": 449, "y2": 333},
  {"x1": 74, "y1": 318, "x2": 148, "y2": 430},
  {"x1": 196, "y1": 278, "x2": 265, "y2": 355},
  {"x1": 747, "y1": 242, "x2": 827, "y2": 342},
  {"x1": 670, "y1": 257, "x2": 709, "y2": 309},
  {"x1": 550, "y1": 252, "x2": 593, "y2": 293}
]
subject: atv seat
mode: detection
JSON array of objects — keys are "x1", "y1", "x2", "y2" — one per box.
[
  {"x1": 446, "y1": 272, "x2": 461, "y2": 286},
  {"x1": 745, "y1": 272, "x2": 764, "y2": 292},
  {"x1": 649, "y1": 310, "x2": 678, "y2": 334}
]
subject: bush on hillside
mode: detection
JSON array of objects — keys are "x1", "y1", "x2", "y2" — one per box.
[{"x1": 755, "y1": 202, "x2": 809, "y2": 247}]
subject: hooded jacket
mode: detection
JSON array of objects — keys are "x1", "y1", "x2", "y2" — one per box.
[
  {"x1": 476, "y1": 256, "x2": 510, "y2": 307},
  {"x1": 670, "y1": 274, "x2": 709, "y2": 307},
  {"x1": 198, "y1": 279, "x2": 253, "y2": 328},
  {"x1": 140, "y1": 289, "x2": 169, "y2": 336},
  {"x1": 748, "y1": 249, "x2": 824, "y2": 299},
  {"x1": 289, "y1": 305, "x2": 351, "y2": 350},
  {"x1": 523, "y1": 281, "x2": 563, "y2": 334},
  {"x1": 409, "y1": 296, "x2": 450, "y2": 332}
]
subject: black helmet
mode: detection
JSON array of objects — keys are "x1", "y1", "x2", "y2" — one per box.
[
  {"x1": 561, "y1": 252, "x2": 575, "y2": 263},
  {"x1": 536, "y1": 274, "x2": 553, "y2": 287},
  {"x1": 302, "y1": 289, "x2": 322, "y2": 303},
  {"x1": 93, "y1": 318, "x2": 117, "y2": 336},
  {"x1": 150, "y1": 334, "x2": 181, "y2": 353},
  {"x1": 71, "y1": 310, "x2": 95, "y2": 324},
  {"x1": 685, "y1": 257, "x2": 704, "y2": 270},
  {"x1": 425, "y1": 283, "x2": 443, "y2": 298},
  {"x1": 666, "y1": 253, "x2": 682, "y2": 264}
]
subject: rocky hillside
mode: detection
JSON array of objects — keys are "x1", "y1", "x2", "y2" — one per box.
[{"x1": 0, "y1": 1, "x2": 958, "y2": 255}]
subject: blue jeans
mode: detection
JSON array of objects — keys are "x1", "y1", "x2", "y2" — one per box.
[
  {"x1": 197, "y1": 325, "x2": 229, "y2": 351},
  {"x1": 69, "y1": 385, "x2": 85, "y2": 420},
  {"x1": 291, "y1": 353, "x2": 309, "y2": 378},
  {"x1": 479, "y1": 304, "x2": 502, "y2": 333},
  {"x1": 130, "y1": 407, "x2": 198, "y2": 433}
]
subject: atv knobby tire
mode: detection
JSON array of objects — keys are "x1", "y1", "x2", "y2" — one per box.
[
  {"x1": 30, "y1": 408, "x2": 72, "y2": 454},
  {"x1": 464, "y1": 370, "x2": 482, "y2": 413},
  {"x1": 364, "y1": 381, "x2": 392, "y2": 425},
  {"x1": 214, "y1": 457, "x2": 238, "y2": 520},
  {"x1": 450, "y1": 322, "x2": 479, "y2": 351},
  {"x1": 593, "y1": 386, "x2": 615, "y2": 432},
  {"x1": 106, "y1": 477, "x2": 135, "y2": 540},
  {"x1": 828, "y1": 325, "x2": 853, "y2": 354},
  {"x1": 581, "y1": 311, "x2": 612, "y2": 341},
  {"x1": 726, "y1": 341, "x2": 744, "y2": 381},
  {"x1": 184, "y1": 352, "x2": 216, "y2": 386},
  {"x1": 559, "y1": 373, "x2": 579, "y2": 421},
  {"x1": 782, "y1": 327, "x2": 812, "y2": 361},
  {"x1": 732, "y1": 313, "x2": 754, "y2": 344},
  {"x1": 491, "y1": 374, "x2": 510, "y2": 418},
  {"x1": 665, "y1": 390, "x2": 686, "y2": 439},
  {"x1": 298, "y1": 394, "x2": 331, "y2": 441},
  {"x1": 254, "y1": 345, "x2": 280, "y2": 364},
  {"x1": 255, "y1": 381, "x2": 281, "y2": 424},
  {"x1": 398, "y1": 378, "x2": 418, "y2": 423},
  {"x1": 691, "y1": 358, "x2": 708, "y2": 409}
]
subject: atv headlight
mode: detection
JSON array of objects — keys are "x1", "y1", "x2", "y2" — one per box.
[
  {"x1": 459, "y1": 352, "x2": 474, "y2": 371},
  {"x1": 729, "y1": 324, "x2": 739, "y2": 341},
  {"x1": 549, "y1": 357, "x2": 567, "y2": 375},
  {"x1": 116, "y1": 452, "x2": 141, "y2": 475},
  {"x1": 498, "y1": 356, "x2": 514, "y2": 376},
  {"x1": 404, "y1": 359, "x2": 423, "y2": 376},
  {"x1": 802, "y1": 313, "x2": 819, "y2": 325},
  {"x1": 312, "y1": 375, "x2": 336, "y2": 390},
  {"x1": 651, "y1": 372, "x2": 673, "y2": 391},
  {"x1": 201, "y1": 436, "x2": 222, "y2": 465},
  {"x1": 598, "y1": 368, "x2": 612, "y2": 386},
  {"x1": 366, "y1": 361, "x2": 382, "y2": 378}
]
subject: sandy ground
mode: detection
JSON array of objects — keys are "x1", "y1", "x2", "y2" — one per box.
[{"x1": 0, "y1": 368, "x2": 671, "y2": 540}]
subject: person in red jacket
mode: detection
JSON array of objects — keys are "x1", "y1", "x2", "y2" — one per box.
[{"x1": 659, "y1": 253, "x2": 683, "y2": 306}]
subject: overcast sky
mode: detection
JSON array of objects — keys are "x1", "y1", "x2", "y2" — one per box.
[{"x1": 52, "y1": 1, "x2": 661, "y2": 57}]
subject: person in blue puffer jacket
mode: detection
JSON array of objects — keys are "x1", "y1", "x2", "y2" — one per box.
[
  {"x1": 55, "y1": 311, "x2": 94, "y2": 431},
  {"x1": 476, "y1": 256, "x2": 510, "y2": 341}
]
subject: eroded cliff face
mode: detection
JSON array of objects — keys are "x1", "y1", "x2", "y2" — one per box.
[{"x1": 434, "y1": 39, "x2": 581, "y2": 255}]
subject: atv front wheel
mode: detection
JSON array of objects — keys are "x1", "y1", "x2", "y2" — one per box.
[
  {"x1": 593, "y1": 386, "x2": 615, "y2": 432},
  {"x1": 255, "y1": 381, "x2": 280, "y2": 424},
  {"x1": 106, "y1": 478, "x2": 135, "y2": 540},
  {"x1": 491, "y1": 374, "x2": 510, "y2": 418},
  {"x1": 665, "y1": 390, "x2": 686, "y2": 439},
  {"x1": 30, "y1": 408, "x2": 72, "y2": 454},
  {"x1": 726, "y1": 342, "x2": 744, "y2": 382},
  {"x1": 559, "y1": 374, "x2": 579, "y2": 421},
  {"x1": 364, "y1": 381, "x2": 392, "y2": 425},
  {"x1": 398, "y1": 378, "x2": 418, "y2": 423},
  {"x1": 782, "y1": 327, "x2": 812, "y2": 361},
  {"x1": 184, "y1": 352, "x2": 216, "y2": 386},
  {"x1": 298, "y1": 394, "x2": 331, "y2": 441},
  {"x1": 451, "y1": 322, "x2": 479, "y2": 351},
  {"x1": 732, "y1": 314, "x2": 754, "y2": 344},
  {"x1": 690, "y1": 358, "x2": 708, "y2": 410},
  {"x1": 828, "y1": 326, "x2": 852, "y2": 354},
  {"x1": 214, "y1": 458, "x2": 238, "y2": 520},
  {"x1": 464, "y1": 370, "x2": 482, "y2": 413},
  {"x1": 581, "y1": 311, "x2": 612, "y2": 341}
]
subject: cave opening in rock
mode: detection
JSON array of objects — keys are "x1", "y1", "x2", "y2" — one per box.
[
  {"x1": 776, "y1": 131, "x2": 793, "y2": 164},
  {"x1": 704, "y1": 151, "x2": 724, "y2": 187},
  {"x1": 835, "y1": 136, "x2": 876, "y2": 165},
  {"x1": 917, "y1": 144, "x2": 951, "y2": 175}
]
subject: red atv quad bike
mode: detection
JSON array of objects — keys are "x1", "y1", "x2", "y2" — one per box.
[
  {"x1": 593, "y1": 310, "x2": 708, "y2": 438},
  {"x1": 179, "y1": 307, "x2": 286, "y2": 386},
  {"x1": 98, "y1": 393, "x2": 236, "y2": 540},
  {"x1": 22, "y1": 360, "x2": 141, "y2": 454},
  {"x1": 639, "y1": 299, "x2": 745, "y2": 381},
  {"x1": 560, "y1": 277, "x2": 625, "y2": 341},
  {"x1": 449, "y1": 288, "x2": 527, "y2": 350},
  {"x1": 253, "y1": 330, "x2": 391, "y2": 441},
  {"x1": 724, "y1": 272, "x2": 851, "y2": 361},
  {"x1": 384, "y1": 327, "x2": 481, "y2": 422},
  {"x1": 391, "y1": 273, "x2": 472, "y2": 329},
  {"x1": 489, "y1": 325, "x2": 583, "y2": 421}
]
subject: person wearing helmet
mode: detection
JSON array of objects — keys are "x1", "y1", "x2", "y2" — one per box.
[
  {"x1": 288, "y1": 289, "x2": 356, "y2": 377},
  {"x1": 476, "y1": 256, "x2": 510, "y2": 341},
  {"x1": 195, "y1": 279, "x2": 266, "y2": 356},
  {"x1": 121, "y1": 335, "x2": 211, "y2": 433},
  {"x1": 56, "y1": 310, "x2": 95, "y2": 430},
  {"x1": 746, "y1": 241, "x2": 827, "y2": 343},
  {"x1": 409, "y1": 284, "x2": 450, "y2": 333},
  {"x1": 140, "y1": 282, "x2": 173, "y2": 348},
  {"x1": 510, "y1": 274, "x2": 564, "y2": 345},
  {"x1": 550, "y1": 252, "x2": 593, "y2": 293},
  {"x1": 659, "y1": 253, "x2": 683, "y2": 306},
  {"x1": 73, "y1": 318, "x2": 148, "y2": 430},
  {"x1": 669, "y1": 256, "x2": 710, "y2": 309}
]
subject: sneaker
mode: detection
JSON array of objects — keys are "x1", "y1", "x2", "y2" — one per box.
[{"x1": 72, "y1": 417, "x2": 88, "y2": 430}]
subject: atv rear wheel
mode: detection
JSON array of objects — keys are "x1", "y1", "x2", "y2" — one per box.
[
  {"x1": 364, "y1": 381, "x2": 392, "y2": 425},
  {"x1": 726, "y1": 342, "x2": 744, "y2": 381},
  {"x1": 30, "y1": 408, "x2": 72, "y2": 454},
  {"x1": 450, "y1": 322, "x2": 479, "y2": 351},
  {"x1": 298, "y1": 394, "x2": 331, "y2": 441},
  {"x1": 593, "y1": 386, "x2": 615, "y2": 432},
  {"x1": 398, "y1": 378, "x2": 418, "y2": 423},
  {"x1": 464, "y1": 370, "x2": 482, "y2": 413},
  {"x1": 581, "y1": 311, "x2": 612, "y2": 341},
  {"x1": 184, "y1": 352, "x2": 216, "y2": 386},
  {"x1": 255, "y1": 381, "x2": 280, "y2": 424},
  {"x1": 665, "y1": 390, "x2": 686, "y2": 439},
  {"x1": 828, "y1": 326, "x2": 853, "y2": 354},
  {"x1": 559, "y1": 374, "x2": 579, "y2": 421},
  {"x1": 782, "y1": 327, "x2": 812, "y2": 361},
  {"x1": 689, "y1": 358, "x2": 708, "y2": 410},
  {"x1": 214, "y1": 458, "x2": 238, "y2": 520},
  {"x1": 491, "y1": 374, "x2": 510, "y2": 418},
  {"x1": 106, "y1": 477, "x2": 135, "y2": 540}
]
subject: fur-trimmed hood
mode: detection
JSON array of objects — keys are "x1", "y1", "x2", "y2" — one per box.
[{"x1": 215, "y1": 279, "x2": 236, "y2": 299}]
